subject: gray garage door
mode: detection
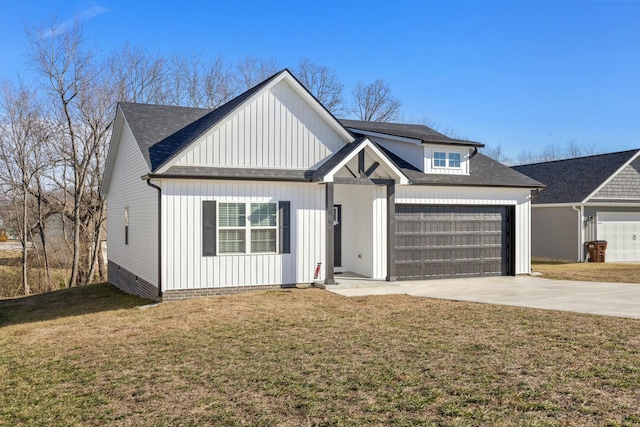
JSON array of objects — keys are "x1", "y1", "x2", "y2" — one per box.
[{"x1": 394, "y1": 205, "x2": 513, "y2": 279}]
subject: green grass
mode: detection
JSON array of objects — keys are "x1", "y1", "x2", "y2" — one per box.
[{"x1": 1, "y1": 285, "x2": 640, "y2": 426}]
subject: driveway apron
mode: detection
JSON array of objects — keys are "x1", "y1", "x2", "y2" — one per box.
[{"x1": 327, "y1": 275, "x2": 640, "y2": 319}]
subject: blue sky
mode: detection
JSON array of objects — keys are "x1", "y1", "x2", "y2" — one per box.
[{"x1": 1, "y1": 0, "x2": 639, "y2": 159}]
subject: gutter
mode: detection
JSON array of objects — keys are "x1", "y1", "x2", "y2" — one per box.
[
  {"x1": 571, "y1": 205, "x2": 583, "y2": 262},
  {"x1": 145, "y1": 178, "x2": 162, "y2": 299}
]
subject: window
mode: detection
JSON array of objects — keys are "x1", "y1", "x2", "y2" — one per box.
[
  {"x1": 218, "y1": 203, "x2": 246, "y2": 254},
  {"x1": 434, "y1": 152, "x2": 447, "y2": 167},
  {"x1": 448, "y1": 152, "x2": 461, "y2": 168},
  {"x1": 124, "y1": 206, "x2": 129, "y2": 245},
  {"x1": 250, "y1": 203, "x2": 277, "y2": 253},
  {"x1": 433, "y1": 151, "x2": 462, "y2": 169},
  {"x1": 216, "y1": 202, "x2": 277, "y2": 254},
  {"x1": 203, "y1": 201, "x2": 290, "y2": 256}
]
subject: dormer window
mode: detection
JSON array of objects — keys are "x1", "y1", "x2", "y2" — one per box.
[
  {"x1": 434, "y1": 152, "x2": 461, "y2": 169},
  {"x1": 434, "y1": 152, "x2": 447, "y2": 167}
]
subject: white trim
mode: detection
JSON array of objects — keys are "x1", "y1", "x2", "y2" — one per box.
[
  {"x1": 321, "y1": 137, "x2": 409, "y2": 185},
  {"x1": 581, "y1": 150, "x2": 640, "y2": 203},
  {"x1": 533, "y1": 202, "x2": 640, "y2": 208},
  {"x1": 345, "y1": 128, "x2": 422, "y2": 145}
]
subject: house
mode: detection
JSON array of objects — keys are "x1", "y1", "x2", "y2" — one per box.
[
  {"x1": 101, "y1": 69, "x2": 542, "y2": 301},
  {"x1": 513, "y1": 149, "x2": 640, "y2": 262}
]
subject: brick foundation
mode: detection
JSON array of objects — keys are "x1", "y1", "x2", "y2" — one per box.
[
  {"x1": 108, "y1": 260, "x2": 301, "y2": 302},
  {"x1": 108, "y1": 261, "x2": 159, "y2": 301},
  {"x1": 162, "y1": 284, "x2": 296, "y2": 302}
]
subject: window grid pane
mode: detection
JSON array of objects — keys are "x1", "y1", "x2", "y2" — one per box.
[
  {"x1": 251, "y1": 229, "x2": 277, "y2": 253},
  {"x1": 219, "y1": 229, "x2": 246, "y2": 253},
  {"x1": 448, "y1": 153, "x2": 461, "y2": 168},
  {"x1": 250, "y1": 203, "x2": 277, "y2": 227},
  {"x1": 219, "y1": 203, "x2": 246, "y2": 227},
  {"x1": 434, "y1": 152, "x2": 447, "y2": 167}
]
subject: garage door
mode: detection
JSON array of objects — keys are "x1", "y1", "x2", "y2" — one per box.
[
  {"x1": 394, "y1": 205, "x2": 513, "y2": 279},
  {"x1": 596, "y1": 212, "x2": 640, "y2": 262}
]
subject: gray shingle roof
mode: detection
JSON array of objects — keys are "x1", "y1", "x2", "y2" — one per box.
[
  {"x1": 512, "y1": 149, "x2": 640, "y2": 204},
  {"x1": 340, "y1": 119, "x2": 483, "y2": 147},
  {"x1": 376, "y1": 146, "x2": 543, "y2": 188},
  {"x1": 120, "y1": 70, "x2": 285, "y2": 172}
]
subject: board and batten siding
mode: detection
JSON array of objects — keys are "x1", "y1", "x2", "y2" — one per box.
[
  {"x1": 335, "y1": 184, "x2": 387, "y2": 279},
  {"x1": 396, "y1": 186, "x2": 532, "y2": 274},
  {"x1": 175, "y1": 79, "x2": 348, "y2": 170},
  {"x1": 161, "y1": 180, "x2": 326, "y2": 290},
  {"x1": 107, "y1": 122, "x2": 158, "y2": 286},
  {"x1": 365, "y1": 135, "x2": 424, "y2": 171},
  {"x1": 530, "y1": 206, "x2": 579, "y2": 261}
]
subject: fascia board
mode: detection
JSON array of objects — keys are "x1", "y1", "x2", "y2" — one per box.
[{"x1": 581, "y1": 150, "x2": 640, "y2": 203}]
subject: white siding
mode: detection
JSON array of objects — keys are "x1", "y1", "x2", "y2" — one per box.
[
  {"x1": 161, "y1": 180, "x2": 326, "y2": 290},
  {"x1": 335, "y1": 184, "x2": 387, "y2": 279},
  {"x1": 397, "y1": 186, "x2": 532, "y2": 274},
  {"x1": 175, "y1": 79, "x2": 347, "y2": 170},
  {"x1": 423, "y1": 146, "x2": 470, "y2": 175},
  {"x1": 530, "y1": 206, "x2": 579, "y2": 261},
  {"x1": 366, "y1": 135, "x2": 425, "y2": 171},
  {"x1": 107, "y1": 123, "x2": 158, "y2": 286}
]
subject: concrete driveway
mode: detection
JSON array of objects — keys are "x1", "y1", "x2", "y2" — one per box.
[{"x1": 327, "y1": 275, "x2": 640, "y2": 319}]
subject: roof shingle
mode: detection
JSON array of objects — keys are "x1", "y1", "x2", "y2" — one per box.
[{"x1": 512, "y1": 150, "x2": 640, "y2": 204}]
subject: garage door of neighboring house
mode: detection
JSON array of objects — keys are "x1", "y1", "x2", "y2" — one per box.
[
  {"x1": 597, "y1": 212, "x2": 640, "y2": 262},
  {"x1": 394, "y1": 205, "x2": 514, "y2": 279}
]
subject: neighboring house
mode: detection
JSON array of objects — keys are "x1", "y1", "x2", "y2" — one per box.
[
  {"x1": 101, "y1": 69, "x2": 542, "y2": 301},
  {"x1": 513, "y1": 149, "x2": 640, "y2": 262}
]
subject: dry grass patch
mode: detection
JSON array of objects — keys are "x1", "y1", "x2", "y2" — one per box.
[
  {"x1": 533, "y1": 258, "x2": 640, "y2": 284},
  {"x1": 1, "y1": 284, "x2": 640, "y2": 426}
]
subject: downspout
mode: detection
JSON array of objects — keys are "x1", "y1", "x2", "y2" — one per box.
[
  {"x1": 572, "y1": 205, "x2": 582, "y2": 262},
  {"x1": 146, "y1": 179, "x2": 162, "y2": 299}
]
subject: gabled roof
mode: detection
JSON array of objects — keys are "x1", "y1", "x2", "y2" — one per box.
[
  {"x1": 120, "y1": 70, "x2": 284, "y2": 172},
  {"x1": 311, "y1": 137, "x2": 409, "y2": 184},
  {"x1": 340, "y1": 119, "x2": 484, "y2": 147},
  {"x1": 377, "y1": 146, "x2": 543, "y2": 188},
  {"x1": 512, "y1": 149, "x2": 640, "y2": 204}
]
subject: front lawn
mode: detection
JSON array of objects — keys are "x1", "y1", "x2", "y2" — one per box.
[
  {"x1": 533, "y1": 258, "x2": 640, "y2": 283},
  {"x1": 1, "y1": 284, "x2": 639, "y2": 426}
]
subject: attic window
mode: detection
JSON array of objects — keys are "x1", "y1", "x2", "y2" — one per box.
[{"x1": 434, "y1": 152, "x2": 461, "y2": 169}]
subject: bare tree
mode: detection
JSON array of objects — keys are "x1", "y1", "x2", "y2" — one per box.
[
  {"x1": 235, "y1": 56, "x2": 279, "y2": 90},
  {"x1": 515, "y1": 140, "x2": 606, "y2": 165},
  {"x1": 109, "y1": 44, "x2": 169, "y2": 104},
  {"x1": 170, "y1": 53, "x2": 237, "y2": 108},
  {"x1": 295, "y1": 59, "x2": 344, "y2": 115},
  {"x1": 27, "y1": 19, "x2": 105, "y2": 287},
  {"x1": 351, "y1": 80, "x2": 401, "y2": 122},
  {"x1": 481, "y1": 144, "x2": 512, "y2": 165},
  {"x1": 0, "y1": 81, "x2": 50, "y2": 294}
]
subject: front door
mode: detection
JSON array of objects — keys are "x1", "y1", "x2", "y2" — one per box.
[{"x1": 334, "y1": 205, "x2": 342, "y2": 267}]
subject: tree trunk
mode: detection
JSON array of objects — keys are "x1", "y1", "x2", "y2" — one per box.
[{"x1": 21, "y1": 186, "x2": 29, "y2": 295}]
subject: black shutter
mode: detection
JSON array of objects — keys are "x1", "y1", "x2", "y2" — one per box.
[
  {"x1": 278, "y1": 201, "x2": 291, "y2": 254},
  {"x1": 203, "y1": 201, "x2": 217, "y2": 256}
]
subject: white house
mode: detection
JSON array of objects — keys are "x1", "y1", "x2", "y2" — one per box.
[{"x1": 101, "y1": 69, "x2": 542, "y2": 301}]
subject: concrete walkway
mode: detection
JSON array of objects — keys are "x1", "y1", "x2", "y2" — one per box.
[{"x1": 326, "y1": 275, "x2": 640, "y2": 319}]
